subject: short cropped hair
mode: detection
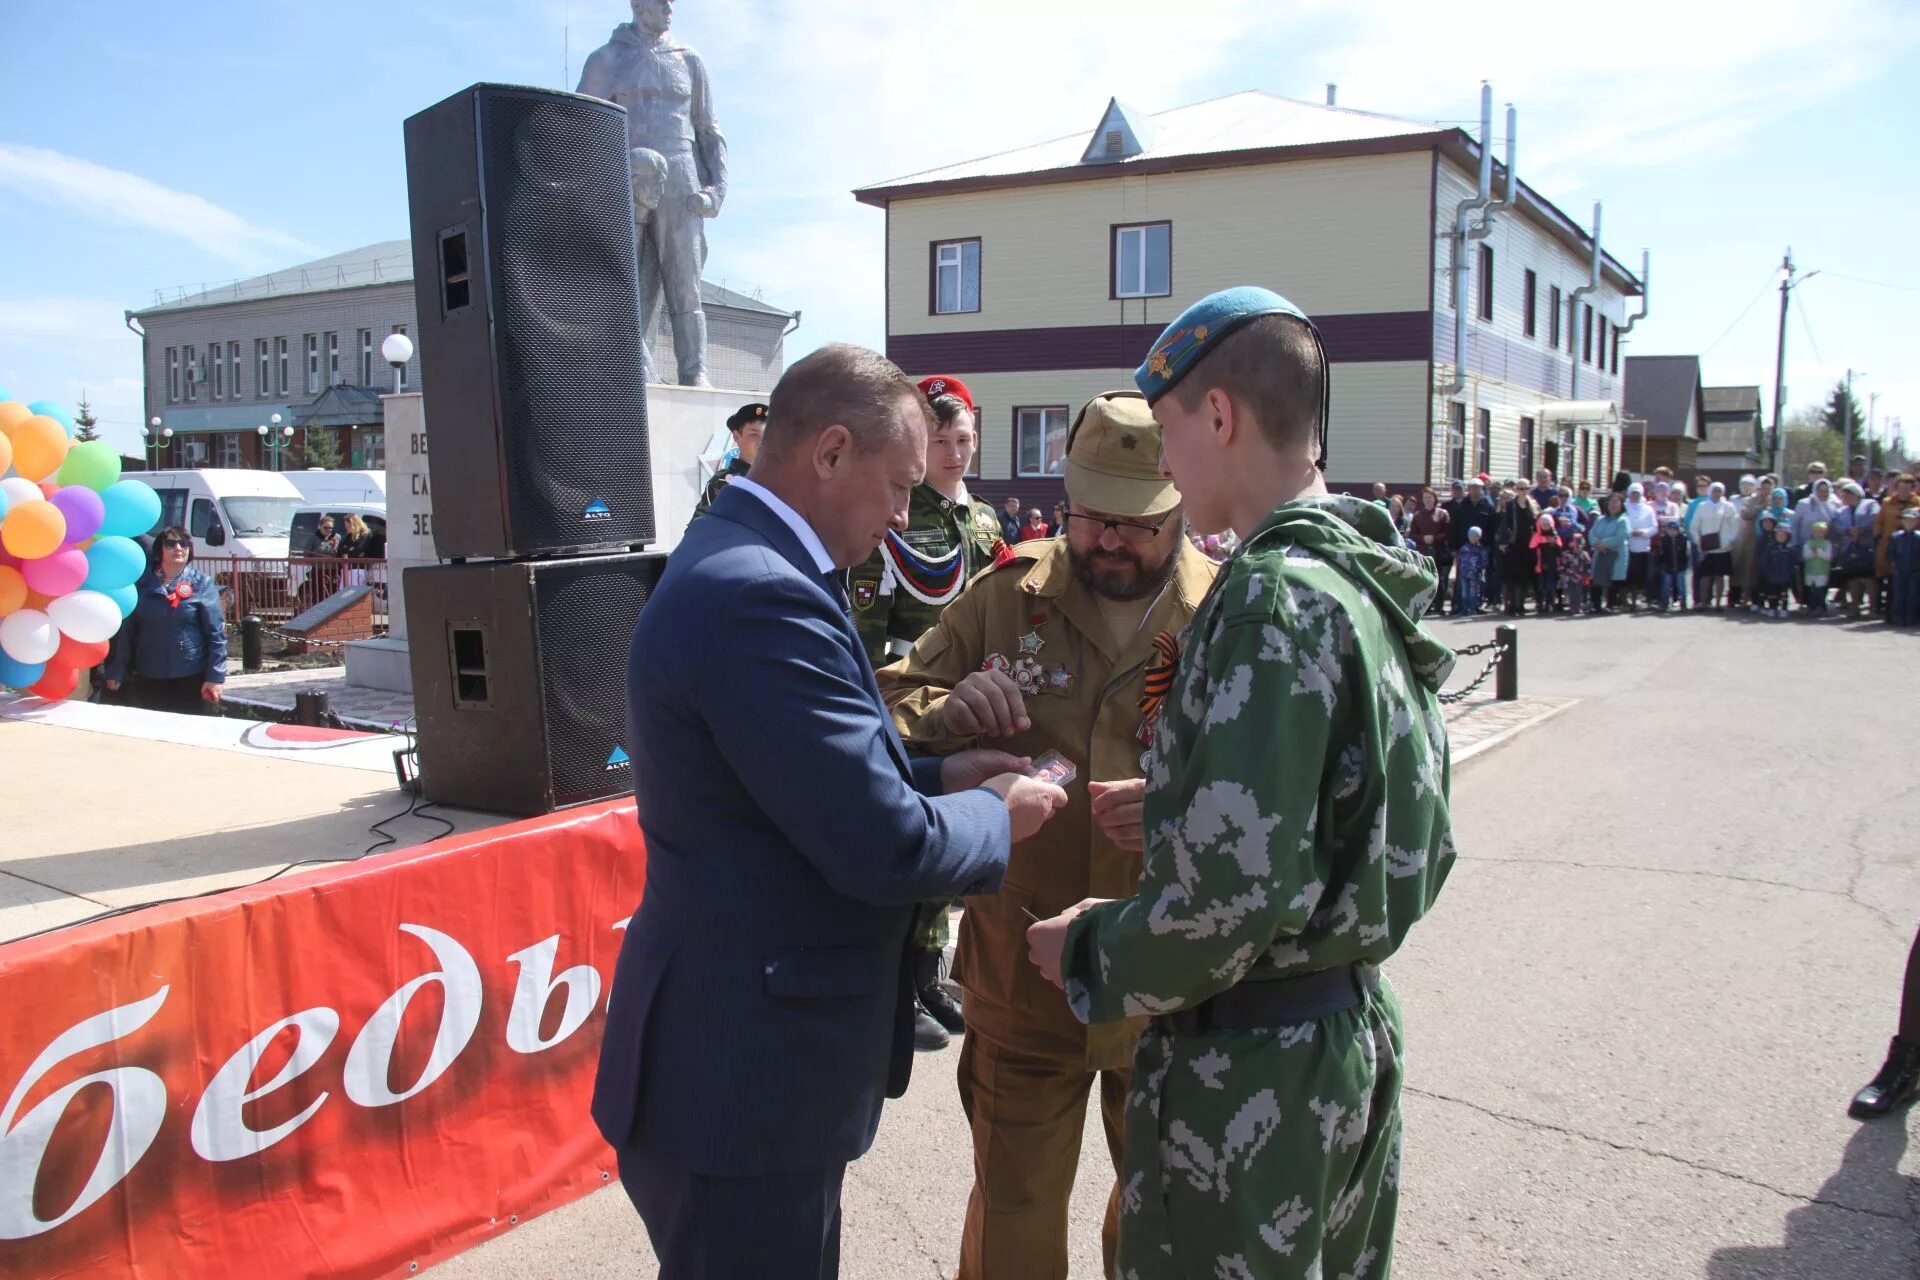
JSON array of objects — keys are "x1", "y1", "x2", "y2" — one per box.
[
  {"x1": 927, "y1": 395, "x2": 974, "y2": 432},
  {"x1": 1168, "y1": 314, "x2": 1324, "y2": 457},
  {"x1": 762, "y1": 343, "x2": 927, "y2": 462}
]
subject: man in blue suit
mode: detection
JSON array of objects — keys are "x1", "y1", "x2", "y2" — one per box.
[{"x1": 594, "y1": 343, "x2": 1069, "y2": 1278}]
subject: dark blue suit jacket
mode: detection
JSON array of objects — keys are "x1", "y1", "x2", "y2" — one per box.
[{"x1": 592, "y1": 484, "x2": 1009, "y2": 1175}]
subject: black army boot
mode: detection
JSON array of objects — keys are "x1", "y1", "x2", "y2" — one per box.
[
  {"x1": 913, "y1": 998, "x2": 951, "y2": 1052},
  {"x1": 1849, "y1": 1037, "x2": 1920, "y2": 1119},
  {"x1": 916, "y1": 949, "x2": 965, "y2": 1036}
]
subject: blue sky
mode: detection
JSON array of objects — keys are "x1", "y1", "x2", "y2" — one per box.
[{"x1": 3, "y1": 0, "x2": 1917, "y2": 460}]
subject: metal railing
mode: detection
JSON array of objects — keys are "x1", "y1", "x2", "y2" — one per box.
[
  {"x1": 1438, "y1": 624, "x2": 1518, "y2": 704},
  {"x1": 196, "y1": 555, "x2": 390, "y2": 630}
]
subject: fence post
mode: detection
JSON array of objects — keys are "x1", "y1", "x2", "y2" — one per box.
[
  {"x1": 1495, "y1": 624, "x2": 1519, "y2": 701},
  {"x1": 294, "y1": 691, "x2": 330, "y2": 726},
  {"x1": 241, "y1": 616, "x2": 264, "y2": 672}
]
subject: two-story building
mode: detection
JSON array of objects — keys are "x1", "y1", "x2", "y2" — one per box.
[
  {"x1": 131, "y1": 239, "x2": 795, "y2": 471},
  {"x1": 855, "y1": 89, "x2": 1644, "y2": 507},
  {"x1": 1621, "y1": 355, "x2": 1707, "y2": 477},
  {"x1": 1699, "y1": 385, "x2": 1766, "y2": 478}
]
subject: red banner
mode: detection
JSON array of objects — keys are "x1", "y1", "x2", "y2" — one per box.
[{"x1": 0, "y1": 799, "x2": 646, "y2": 1279}]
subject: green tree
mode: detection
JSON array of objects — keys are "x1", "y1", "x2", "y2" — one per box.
[
  {"x1": 73, "y1": 395, "x2": 101, "y2": 442},
  {"x1": 301, "y1": 426, "x2": 342, "y2": 469},
  {"x1": 1780, "y1": 405, "x2": 1844, "y2": 478},
  {"x1": 1821, "y1": 379, "x2": 1865, "y2": 444}
]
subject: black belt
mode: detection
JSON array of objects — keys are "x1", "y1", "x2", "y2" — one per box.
[{"x1": 1156, "y1": 964, "x2": 1379, "y2": 1035}]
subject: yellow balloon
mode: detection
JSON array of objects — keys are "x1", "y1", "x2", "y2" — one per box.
[
  {"x1": 10, "y1": 416, "x2": 69, "y2": 482},
  {"x1": 0, "y1": 401, "x2": 30, "y2": 436},
  {"x1": 1, "y1": 501, "x2": 65, "y2": 560},
  {"x1": 0, "y1": 565, "x2": 25, "y2": 617}
]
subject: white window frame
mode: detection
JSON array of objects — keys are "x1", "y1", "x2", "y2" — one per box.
[
  {"x1": 326, "y1": 331, "x2": 340, "y2": 386},
  {"x1": 359, "y1": 431, "x2": 386, "y2": 469},
  {"x1": 167, "y1": 347, "x2": 180, "y2": 403},
  {"x1": 228, "y1": 340, "x2": 243, "y2": 398},
  {"x1": 359, "y1": 329, "x2": 374, "y2": 385},
  {"x1": 216, "y1": 432, "x2": 244, "y2": 467},
  {"x1": 1014, "y1": 405, "x2": 1070, "y2": 478},
  {"x1": 179, "y1": 436, "x2": 209, "y2": 465},
  {"x1": 184, "y1": 345, "x2": 198, "y2": 402},
  {"x1": 257, "y1": 339, "x2": 271, "y2": 397},
  {"x1": 212, "y1": 342, "x2": 225, "y2": 399},
  {"x1": 1113, "y1": 222, "x2": 1172, "y2": 300},
  {"x1": 391, "y1": 324, "x2": 409, "y2": 390},
  {"x1": 277, "y1": 337, "x2": 290, "y2": 395},
  {"x1": 932, "y1": 239, "x2": 980, "y2": 315},
  {"x1": 305, "y1": 334, "x2": 320, "y2": 393}
]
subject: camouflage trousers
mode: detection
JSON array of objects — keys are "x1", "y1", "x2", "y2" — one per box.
[
  {"x1": 912, "y1": 898, "x2": 955, "y2": 955},
  {"x1": 1115, "y1": 979, "x2": 1405, "y2": 1280}
]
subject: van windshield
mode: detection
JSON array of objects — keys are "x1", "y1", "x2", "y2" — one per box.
[{"x1": 220, "y1": 497, "x2": 300, "y2": 538}]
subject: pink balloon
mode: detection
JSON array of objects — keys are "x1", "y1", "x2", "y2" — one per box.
[
  {"x1": 50, "y1": 485, "x2": 105, "y2": 544},
  {"x1": 22, "y1": 547, "x2": 89, "y2": 596}
]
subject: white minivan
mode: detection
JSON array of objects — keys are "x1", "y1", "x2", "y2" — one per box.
[
  {"x1": 283, "y1": 469, "x2": 386, "y2": 507},
  {"x1": 138, "y1": 469, "x2": 305, "y2": 561}
]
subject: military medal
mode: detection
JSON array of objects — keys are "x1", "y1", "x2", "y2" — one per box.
[
  {"x1": 1045, "y1": 665, "x2": 1075, "y2": 695},
  {"x1": 1018, "y1": 630, "x2": 1045, "y2": 655},
  {"x1": 1135, "y1": 629, "x2": 1180, "y2": 744},
  {"x1": 1011, "y1": 655, "x2": 1044, "y2": 694}
]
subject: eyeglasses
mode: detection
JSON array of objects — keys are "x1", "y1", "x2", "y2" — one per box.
[
  {"x1": 159, "y1": 539, "x2": 191, "y2": 550},
  {"x1": 1061, "y1": 512, "x2": 1169, "y2": 542}
]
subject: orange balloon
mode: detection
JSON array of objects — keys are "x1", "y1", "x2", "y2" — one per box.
[
  {"x1": 0, "y1": 401, "x2": 30, "y2": 435},
  {"x1": 24, "y1": 591, "x2": 53, "y2": 611},
  {"x1": 0, "y1": 565, "x2": 24, "y2": 616},
  {"x1": 0, "y1": 429, "x2": 11, "y2": 476},
  {"x1": 10, "y1": 416, "x2": 69, "y2": 482},
  {"x1": 1, "y1": 501, "x2": 66, "y2": 560}
]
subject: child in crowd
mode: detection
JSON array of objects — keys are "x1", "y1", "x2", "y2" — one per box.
[
  {"x1": 1651, "y1": 518, "x2": 1689, "y2": 611},
  {"x1": 1531, "y1": 514, "x2": 1563, "y2": 614},
  {"x1": 1754, "y1": 515, "x2": 1797, "y2": 617},
  {"x1": 1892, "y1": 507, "x2": 1920, "y2": 627},
  {"x1": 1455, "y1": 525, "x2": 1490, "y2": 615},
  {"x1": 1561, "y1": 531, "x2": 1593, "y2": 616},
  {"x1": 1802, "y1": 521, "x2": 1834, "y2": 616}
]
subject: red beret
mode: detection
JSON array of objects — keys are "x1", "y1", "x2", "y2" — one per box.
[{"x1": 916, "y1": 375, "x2": 975, "y2": 412}]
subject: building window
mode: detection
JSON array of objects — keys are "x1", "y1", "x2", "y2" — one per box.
[
  {"x1": 1520, "y1": 416, "x2": 1536, "y2": 476},
  {"x1": 179, "y1": 436, "x2": 209, "y2": 466},
  {"x1": 358, "y1": 431, "x2": 386, "y2": 469},
  {"x1": 256, "y1": 340, "x2": 270, "y2": 397},
  {"x1": 1447, "y1": 402, "x2": 1466, "y2": 480},
  {"x1": 1114, "y1": 222, "x2": 1172, "y2": 299},
  {"x1": 184, "y1": 345, "x2": 198, "y2": 402},
  {"x1": 1549, "y1": 286, "x2": 1562, "y2": 348},
  {"x1": 305, "y1": 335, "x2": 320, "y2": 393},
  {"x1": 1523, "y1": 270, "x2": 1538, "y2": 338},
  {"x1": 931, "y1": 239, "x2": 981, "y2": 315},
  {"x1": 1475, "y1": 408, "x2": 1491, "y2": 472},
  {"x1": 359, "y1": 329, "x2": 374, "y2": 385},
  {"x1": 216, "y1": 432, "x2": 243, "y2": 467},
  {"x1": 1599, "y1": 317, "x2": 1609, "y2": 370},
  {"x1": 166, "y1": 347, "x2": 180, "y2": 403},
  {"x1": 1611, "y1": 332, "x2": 1620, "y2": 376},
  {"x1": 326, "y1": 332, "x2": 340, "y2": 386},
  {"x1": 229, "y1": 341, "x2": 243, "y2": 398},
  {"x1": 1607, "y1": 435, "x2": 1616, "y2": 481},
  {"x1": 391, "y1": 324, "x2": 409, "y2": 390},
  {"x1": 1014, "y1": 405, "x2": 1070, "y2": 477},
  {"x1": 212, "y1": 343, "x2": 225, "y2": 399},
  {"x1": 1581, "y1": 305, "x2": 1593, "y2": 364},
  {"x1": 277, "y1": 337, "x2": 290, "y2": 396},
  {"x1": 1477, "y1": 244, "x2": 1494, "y2": 322}
]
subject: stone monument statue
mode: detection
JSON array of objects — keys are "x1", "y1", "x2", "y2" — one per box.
[{"x1": 578, "y1": 0, "x2": 728, "y2": 387}]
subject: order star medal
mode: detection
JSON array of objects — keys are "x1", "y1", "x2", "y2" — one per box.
[{"x1": 1018, "y1": 630, "x2": 1045, "y2": 656}]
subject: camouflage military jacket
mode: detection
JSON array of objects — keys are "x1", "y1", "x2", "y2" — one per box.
[
  {"x1": 850, "y1": 484, "x2": 1006, "y2": 668},
  {"x1": 1060, "y1": 495, "x2": 1458, "y2": 1022},
  {"x1": 689, "y1": 457, "x2": 750, "y2": 524}
]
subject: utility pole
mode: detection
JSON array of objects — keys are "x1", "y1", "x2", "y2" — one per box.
[
  {"x1": 1843, "y1": 368, "x2": 1856, "y2": 466},
  {"x1": 1769, "y1": 250, "x2": 1795, "y2": 475}
]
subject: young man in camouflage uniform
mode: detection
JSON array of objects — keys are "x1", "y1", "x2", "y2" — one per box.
[
  {"x1": 1028, "y1": 287, "x2": 1457, "y2": 1280},
  {"x1": 688, "y1": 401, "x2": 766, "y2": 525},
  {"x1": 879, "y1": 392, "x2": 1218, "y2": 1279},
  {"x1": 850, "y1": 375, "x2": 1009, "y2": 1050}
]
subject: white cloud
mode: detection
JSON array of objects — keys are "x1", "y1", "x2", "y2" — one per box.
[
  {"x1": 0, "y1": 297, "x2": 147, "y2": 454},
  {"x1": 0, "y1": 144, "x2": 317, "y2": 269}
]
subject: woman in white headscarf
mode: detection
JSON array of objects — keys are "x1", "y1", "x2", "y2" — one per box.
[
  {"x1": 1691, "y1": 481, "x2": 1740, "y2": 610},
  {"x1": 1624, "y1": 482, "x2": 1658, "y2": 609}
]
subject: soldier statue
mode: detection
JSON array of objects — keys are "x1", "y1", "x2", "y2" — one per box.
[{"x1": 578, "y1": 0, "x2": 728, "y2": 387}]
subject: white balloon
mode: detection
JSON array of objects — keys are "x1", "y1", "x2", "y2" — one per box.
[
  {"x1": 0, "y1": 477, "x2": 40, "y2": 509},
  {"x1": 0, "y1": 609, "x2": 60, "y2": 664},
  {"x1": 47, "y1": 591, "x2": 123, "y2": 645}
]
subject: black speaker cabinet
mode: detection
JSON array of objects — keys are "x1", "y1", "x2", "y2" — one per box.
[
  {"x1": 405, "y1": 552, "x2": 667, "y2": 816},
  {"x1": 403, "y1": 83, "x2": 656, "y2": 559}
]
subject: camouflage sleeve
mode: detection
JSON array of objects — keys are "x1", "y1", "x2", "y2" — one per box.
[
  {"x1": 1059, "y1": 612, "x2": 1341, "y2": 1023},
  {"x1": 849, "y1": 548, "x2": 891, "y2": 669}
]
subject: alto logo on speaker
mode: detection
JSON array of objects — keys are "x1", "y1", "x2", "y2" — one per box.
[
  {"x1": 606, "y1": 745, "x2": 631, "y2": 770},
  {"x1": 583, "y1": 498, "x2": 613, "y2": 521}
]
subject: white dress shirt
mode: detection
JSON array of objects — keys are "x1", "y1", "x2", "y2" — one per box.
[{"x1": 730, "y1": 475, "x2": 837, "y2": 575}]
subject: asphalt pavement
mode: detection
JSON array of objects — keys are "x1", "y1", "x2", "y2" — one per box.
[{"x1": 439, "y1": 610, "x2": 1920, "y2": 1279}]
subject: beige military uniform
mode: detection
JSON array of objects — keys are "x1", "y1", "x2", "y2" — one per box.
[{"x1": 881, "y1": 534, "x2": 1217, "y2": 1279}]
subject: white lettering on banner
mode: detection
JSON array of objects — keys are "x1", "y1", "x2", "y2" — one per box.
[
  {"x1": 189, "y1": 1008, "x2": 341, "y2": 1162},
  {"x1": 506, "y1": 936, "x2": 603, "y2": 1055},
  {"x1": 0, "y1": 987, "x2": 171, "y2": 1241},
  {"x1": 342, "y1": 924, "x2": 485, "y2": 1107}
]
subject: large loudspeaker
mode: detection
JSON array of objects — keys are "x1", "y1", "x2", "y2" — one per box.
[
  {"x1": 403, "y1": 83, "x2": 655, "y2": 559},
  {"x1": 406, "y1": 552, "x2": 667, "y2": 816}
]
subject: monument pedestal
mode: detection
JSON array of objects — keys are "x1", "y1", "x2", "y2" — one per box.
[{"x1": 342, "y1": 384, "x2": 755, "y2": 694}]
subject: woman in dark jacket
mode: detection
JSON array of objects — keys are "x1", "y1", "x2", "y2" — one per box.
[
  {"x1": 103, "y1": 526, "x2": 227, "y2": 714},
  {"x1": 1498, "y1": 490, "x2": 1542, "y2": 614}
]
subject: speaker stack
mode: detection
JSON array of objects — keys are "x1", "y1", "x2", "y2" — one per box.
[{"x1": 401, "y1": 83, "x2": 666, "y2": 816}]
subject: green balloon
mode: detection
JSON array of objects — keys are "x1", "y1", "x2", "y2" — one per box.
[{"x1": 56, "y1": 440, "x2": 123, "y2": 492}]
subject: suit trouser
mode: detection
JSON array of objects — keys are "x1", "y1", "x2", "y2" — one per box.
[
  {"x1": 956, "y1": 1033, "x2": 1128, "y2": 1280},
  {"x1": 617, "y1": 1147, "x2": 845, "y2": 1280}
]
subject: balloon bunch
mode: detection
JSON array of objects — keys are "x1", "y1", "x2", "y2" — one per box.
[{"x1": 0, "y1": 389, "x2": 162, "y2": 700}]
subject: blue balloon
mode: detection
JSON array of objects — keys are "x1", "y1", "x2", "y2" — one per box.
[
  {"x1": 107, "y1": 584, "x2": 139, "y2": 619},
  {"x1": 98, "y1": 480, "x2": 163, "y2": 539},
  {"x1": 26, "y1": 401, "x2": 75, "y2": 436},
  {"x1": 0, "y1": 487, "x2": 8, "y2": 524},
  {"x1": 0, "y1": 385, "x2": 12, "y2": 402},
  {"x1": 0, "y1": 654, "x2": 47, "y2": 691},
  {"x1": 84, "y1": 536, "x2": 148, "y2": 592}
]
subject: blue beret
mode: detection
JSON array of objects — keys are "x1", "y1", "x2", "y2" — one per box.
[{"x1": 1134, "y1": 286, "x2": 1310, "y2": 404}]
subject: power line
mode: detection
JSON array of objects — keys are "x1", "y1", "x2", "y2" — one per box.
[
  {"x1": 1815, "y1": 270, "x2": 1920, "y2": 294},
  {"x1": 1794, "y1": 292, "x2": 1824, "y2": 364},
  {"x1": 1700, "y1": 273, "x2": 1781, "y2": 355}
]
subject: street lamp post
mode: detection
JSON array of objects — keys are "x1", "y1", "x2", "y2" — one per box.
[
  {"x1": 381, "y1": 333, "x2": 415, "y2": 395},
  {"x1": 256, "y1": 413, "x2": 296, "y2": 470},
  {"x1": 139, "y1": 418, "x2": 173, "y2": 469}
]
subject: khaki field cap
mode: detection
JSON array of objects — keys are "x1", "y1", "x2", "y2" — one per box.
[{"x1": 1064, "y1": 390, "x2": 1180, "y2": 517}]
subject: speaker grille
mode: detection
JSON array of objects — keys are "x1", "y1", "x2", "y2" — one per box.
[
  {"x1": 481, "y1": 90, "x2": 656, "y2": 552},
  {"x1": 533, "y1": 554, "x2": 662, "y2": 806}
]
